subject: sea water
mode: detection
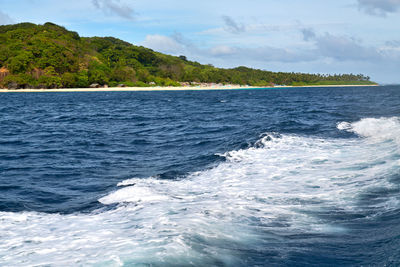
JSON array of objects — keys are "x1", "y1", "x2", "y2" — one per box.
[{"x1": 0, "y1": 86, "x2": 399, "y2": 266}]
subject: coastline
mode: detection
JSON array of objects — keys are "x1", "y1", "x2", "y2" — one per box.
[{"x1": 0, "y1": 84, "x2": 378, "y2": 93}]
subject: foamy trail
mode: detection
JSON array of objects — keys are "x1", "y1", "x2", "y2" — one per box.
[
  {"x1": 1, "y1": 117, "x2": 399, "y2": 266},
  {"x1": 337, "y1": 117, "x2": 400, "y2": 144}
]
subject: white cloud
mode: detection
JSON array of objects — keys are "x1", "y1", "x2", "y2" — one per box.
[
  {"x1": 386, "y1": 40, "x2": 400, "y2": 46},
  {"x1": 221, "y1": 16, "x2": 245, "y2": 34},
  {"x1": 0, "y1": 10, "x2": 14, "y2": 25},
  {"x1": 141, "y1": 34, "x2": 185, "y2": 54},
  {"x1": 142, "y1": 32, "x2": 318, "y2": 64},
  {"x1": 315, "y1": 33, "x2": 382, "y2": 61},
  {"x1": 301, "y1": 28, "x2": 316, "y2": 41},
  {"x1": 210, "y1": 45, "x2": 318, "y2": 63},
  {"x1": 92, "y1": 0, "x2": 135, "y2": 20},
  {"x1": 357, "y1": 0, "x2": 400, "y2": 16},
  {"x1": 210, "y1": 45, "x2": 236, "y2": 56}
]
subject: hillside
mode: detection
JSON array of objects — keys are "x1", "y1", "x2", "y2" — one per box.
[{"x1": 0, "y1": 22, "x2": 376, "y2": 89}]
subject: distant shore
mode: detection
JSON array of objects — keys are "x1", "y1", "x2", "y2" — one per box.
[{"x1": 0, "y1": 84, "x2": 379, "y2": 93}]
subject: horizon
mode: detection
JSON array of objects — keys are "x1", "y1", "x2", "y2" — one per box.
[{"x1": 1, "y1": 0, "x2": 400, "y2": 84}]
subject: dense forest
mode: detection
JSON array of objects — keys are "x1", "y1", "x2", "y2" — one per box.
[{"x1": 0, "y1": 22, "x2": 376, "y2": 89}]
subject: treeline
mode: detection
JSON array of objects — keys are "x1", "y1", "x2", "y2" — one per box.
[{"x1": 0, "y1": 22, "x2": 375, "y2": 89}]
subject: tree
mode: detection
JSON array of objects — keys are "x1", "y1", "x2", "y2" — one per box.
[
  {"x1": 7, "y1": 51, "x2": 33, "y2": 73},
  {"x1": 38, "y1": 66, "x2": 62, "y2": 88},
  {"x1": 75, "y1": 70, "x2": 89, "y2": 88},
  {"x1": 111, "y1": 66, "x2": 136, "y2": 82},
  {"x1": 88, "y1": 61, "x2": 110, "y2": 85},
  {"x1": 61, "y1": 72, "x2": 77, "y2": 88}
]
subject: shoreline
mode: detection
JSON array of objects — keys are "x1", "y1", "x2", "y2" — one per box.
[{"x1": 0, "y1": 84, "x2": 379, "y2": 93}]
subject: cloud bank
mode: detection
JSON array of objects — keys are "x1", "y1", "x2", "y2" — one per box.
[{"x1": 142, "y1": 29, "x2": 391, "y2": 65}]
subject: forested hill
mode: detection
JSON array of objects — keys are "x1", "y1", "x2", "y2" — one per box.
[{"x1": 0, "y1": 22, "x2": 376, "y2": 89}]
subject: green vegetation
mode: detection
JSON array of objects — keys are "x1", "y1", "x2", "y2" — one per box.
[
  {"x1": 291, "y1": 80, "x2": 376, "y2": 86},
  {"x1": 0, "y1": 22, "x2": 377, "y2": 89}
]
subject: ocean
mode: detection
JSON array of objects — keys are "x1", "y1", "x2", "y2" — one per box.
[{"x1": 0, "y1": 86, "x2": 399, "y2": 266}]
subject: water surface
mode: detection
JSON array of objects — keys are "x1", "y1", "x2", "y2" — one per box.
[{"x1": 1, "y1": 86, "x2": 400, "y2": 266}]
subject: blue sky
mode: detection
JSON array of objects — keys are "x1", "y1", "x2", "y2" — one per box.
[{"x1": 1, "y1": 0, "x2": 400, "y2": 83}]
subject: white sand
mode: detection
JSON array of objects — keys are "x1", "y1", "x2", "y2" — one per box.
[{"x1": 0, "y1": 84, "x2": 378, "y2": 93}]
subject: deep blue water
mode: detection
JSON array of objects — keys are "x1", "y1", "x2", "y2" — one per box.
[{"x1": 0, "y1": 86, "x2": 400, "y2": 266}]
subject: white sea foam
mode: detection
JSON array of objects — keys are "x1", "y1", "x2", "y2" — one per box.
[
  {"x1": 338, "y1": 117, "x2": 400, "y2": 145},
  {"x1": 1, "y1": 117, "x2": 399, "y2": 266},
  {"x1": 100, "y1": 183, "x2": 169, "y2": 204},
  {"x1": 116, "y1": 178, "x2": 138, "y2": 186}
]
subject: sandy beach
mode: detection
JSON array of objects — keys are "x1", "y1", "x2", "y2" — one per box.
[
  {"x1": 0, "y1": 86, "x2": 259, "y2": 93},
  {"x1": 0, "y1": 84, "x2": 378, "y2": 93}
]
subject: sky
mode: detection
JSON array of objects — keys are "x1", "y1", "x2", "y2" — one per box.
[{"x1": 1, "y1": 0, "x2": 400, "y2": 84}]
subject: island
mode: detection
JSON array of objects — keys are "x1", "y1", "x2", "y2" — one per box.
[{"x1": 0, "y1": 22, "x2": 377, "y2": 90}]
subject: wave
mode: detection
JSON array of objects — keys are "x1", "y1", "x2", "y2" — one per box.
[{"x1": 1, "y1": 117, "x2": 400, "y2": 265}]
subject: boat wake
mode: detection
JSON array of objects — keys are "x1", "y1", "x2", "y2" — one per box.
[{"x1": 1, "y1": 117, "x2": 399, "y2": 265}]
